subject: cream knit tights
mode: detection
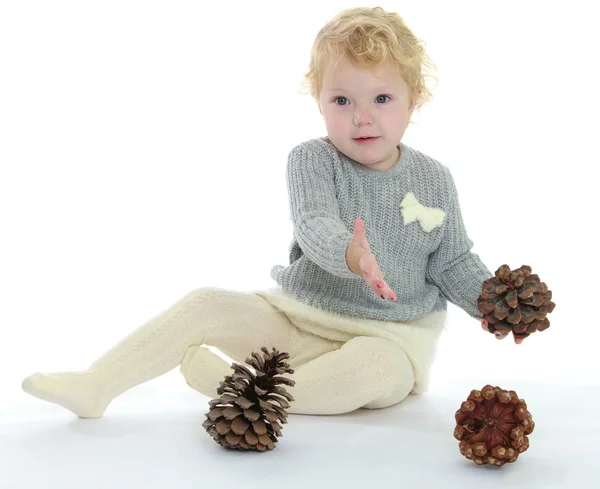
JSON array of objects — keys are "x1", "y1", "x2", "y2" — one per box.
[{"x1": 21, "y1": 288, "x2": 415, "y2": 418}]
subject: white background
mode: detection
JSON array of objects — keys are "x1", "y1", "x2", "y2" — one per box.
[{"x1": 0, "y1": 1, "x2": 598, "y2": 487}]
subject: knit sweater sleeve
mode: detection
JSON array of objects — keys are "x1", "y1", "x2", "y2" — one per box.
[
  {"x1": 286, "y1": 144, "x2": 361, "y2": 279},
  {"x1": 426, "y1": 170, "x2": 493, "y2": 319}
]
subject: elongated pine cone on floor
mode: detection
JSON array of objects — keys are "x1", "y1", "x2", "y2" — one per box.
[
  {"x1": 202, "y1": 347, "x2": 295, "y2": 451},
  {"x1": 478, "y1": 264, "x2": 556, "y2": 340},
  {"x1": 454, "y1": 385, "x2": 534, "y2": 466}
]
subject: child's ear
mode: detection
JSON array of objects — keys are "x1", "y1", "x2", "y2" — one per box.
[
  {"x1": 407, "y1": 94, "x2": 417, "y2": 122},
  {"x1": 410, "y1": 89, "x2": 422, "y2": 113},
  {"x1": 409, "y1": 94, "x2": 416, "y2": 113}
]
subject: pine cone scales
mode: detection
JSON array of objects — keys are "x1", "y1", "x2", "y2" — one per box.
[
  {"x1": 478, "y1": 264, "x2": 556, "y2": 339},
  {"x1": 202, "y1": 347, "x2": 295, "y2": 451},
  {"x1": 454, "y1": 385, "x2": 535, "y2": 466}
]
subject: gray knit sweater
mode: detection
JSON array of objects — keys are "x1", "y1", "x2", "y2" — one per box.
[{"x1": 271, "y1": 136, "x2": 493, "y2": 322}]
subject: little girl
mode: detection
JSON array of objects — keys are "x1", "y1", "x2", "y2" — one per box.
[{"x1": 22, "y1": 7, "x2": 501, "y2": 419}]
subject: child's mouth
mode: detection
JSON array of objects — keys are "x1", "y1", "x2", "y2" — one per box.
[{"x1": 353, "y1": 137, "x2": 379, "y2": 144}]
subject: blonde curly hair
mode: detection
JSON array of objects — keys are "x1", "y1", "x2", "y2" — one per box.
[{"x1": 300, "y1": 7, "x2": 438, "y2": 119}]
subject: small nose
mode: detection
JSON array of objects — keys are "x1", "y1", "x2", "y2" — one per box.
[{"x1": 353, "y1": 106, "x2": 374, "y2": 126}]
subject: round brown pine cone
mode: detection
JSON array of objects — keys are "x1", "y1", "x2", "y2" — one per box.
[
  {"x1": 202, "y1": 347, "x2": 295, "y2": 451},
  {"x1": 454, "y1": 385, "x2": 535, "y2": 467},
  {"x1": 478, "y1": 264, "x2": 556, "y2": 340}
]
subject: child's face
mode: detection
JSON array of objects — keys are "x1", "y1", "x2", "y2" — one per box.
[{"x1": 318, "y1": 57, "x2": 415, "y2": 170}]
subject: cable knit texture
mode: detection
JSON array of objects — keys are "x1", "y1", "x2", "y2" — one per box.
[
  {"x1": 271, "y1": 136, "x2": 493, "y2": 321},
  {"x1": 21, "y1": 288, "x2": 444, "y2": 417}
]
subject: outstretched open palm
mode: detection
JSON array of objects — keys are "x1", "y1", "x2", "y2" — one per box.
[{"x1": 351, "y1": 218, "x2": 397, "y2": 301}]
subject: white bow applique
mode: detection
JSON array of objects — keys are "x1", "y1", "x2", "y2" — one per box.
[{"x1": 400, "y1": 192, "x2": 446, "y2": 232}]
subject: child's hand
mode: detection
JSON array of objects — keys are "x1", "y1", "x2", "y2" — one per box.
[
  {"x1": 346, "y1": 218, "x2": 397, "y2": 301},
  {"x1": 481, "y1": 320, "x2": 524, "y2": 344}
]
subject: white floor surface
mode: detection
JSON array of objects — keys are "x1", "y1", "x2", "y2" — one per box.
[{"x1": 1, "y1": 372, "x2": 597, "y2": 489}]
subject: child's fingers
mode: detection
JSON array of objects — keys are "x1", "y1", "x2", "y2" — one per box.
[
  {"x1": 483, "y1": 320, "x2": 521, "y2": 342},
  {"x1": 360, "y1": 258, "x2": 393, "y2": 300},
  {"x1": 373, "y1": 281, "x2": 396, "y2": 301},
  {"x1": 353, "y1": 218, "x2": 365, "y2": 237}
]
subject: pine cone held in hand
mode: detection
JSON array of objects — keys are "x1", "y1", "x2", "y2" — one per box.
[
  {"x1": 203, "y1": 347, "x2": 295, "y2": 451},
  {"x1": 454, "y1": 385, "x2": 535, "y2": 466},
  {"x1": 478, "y1": 264, "x2": 556, "y2": 340}
]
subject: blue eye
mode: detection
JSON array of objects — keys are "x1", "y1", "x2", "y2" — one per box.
[
  {"x1": 334, "y1": 97, "x2": 349, "y2": 105},
  {"x1": 376, "y1": 95, "x2": 390, "y2": 103}
]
